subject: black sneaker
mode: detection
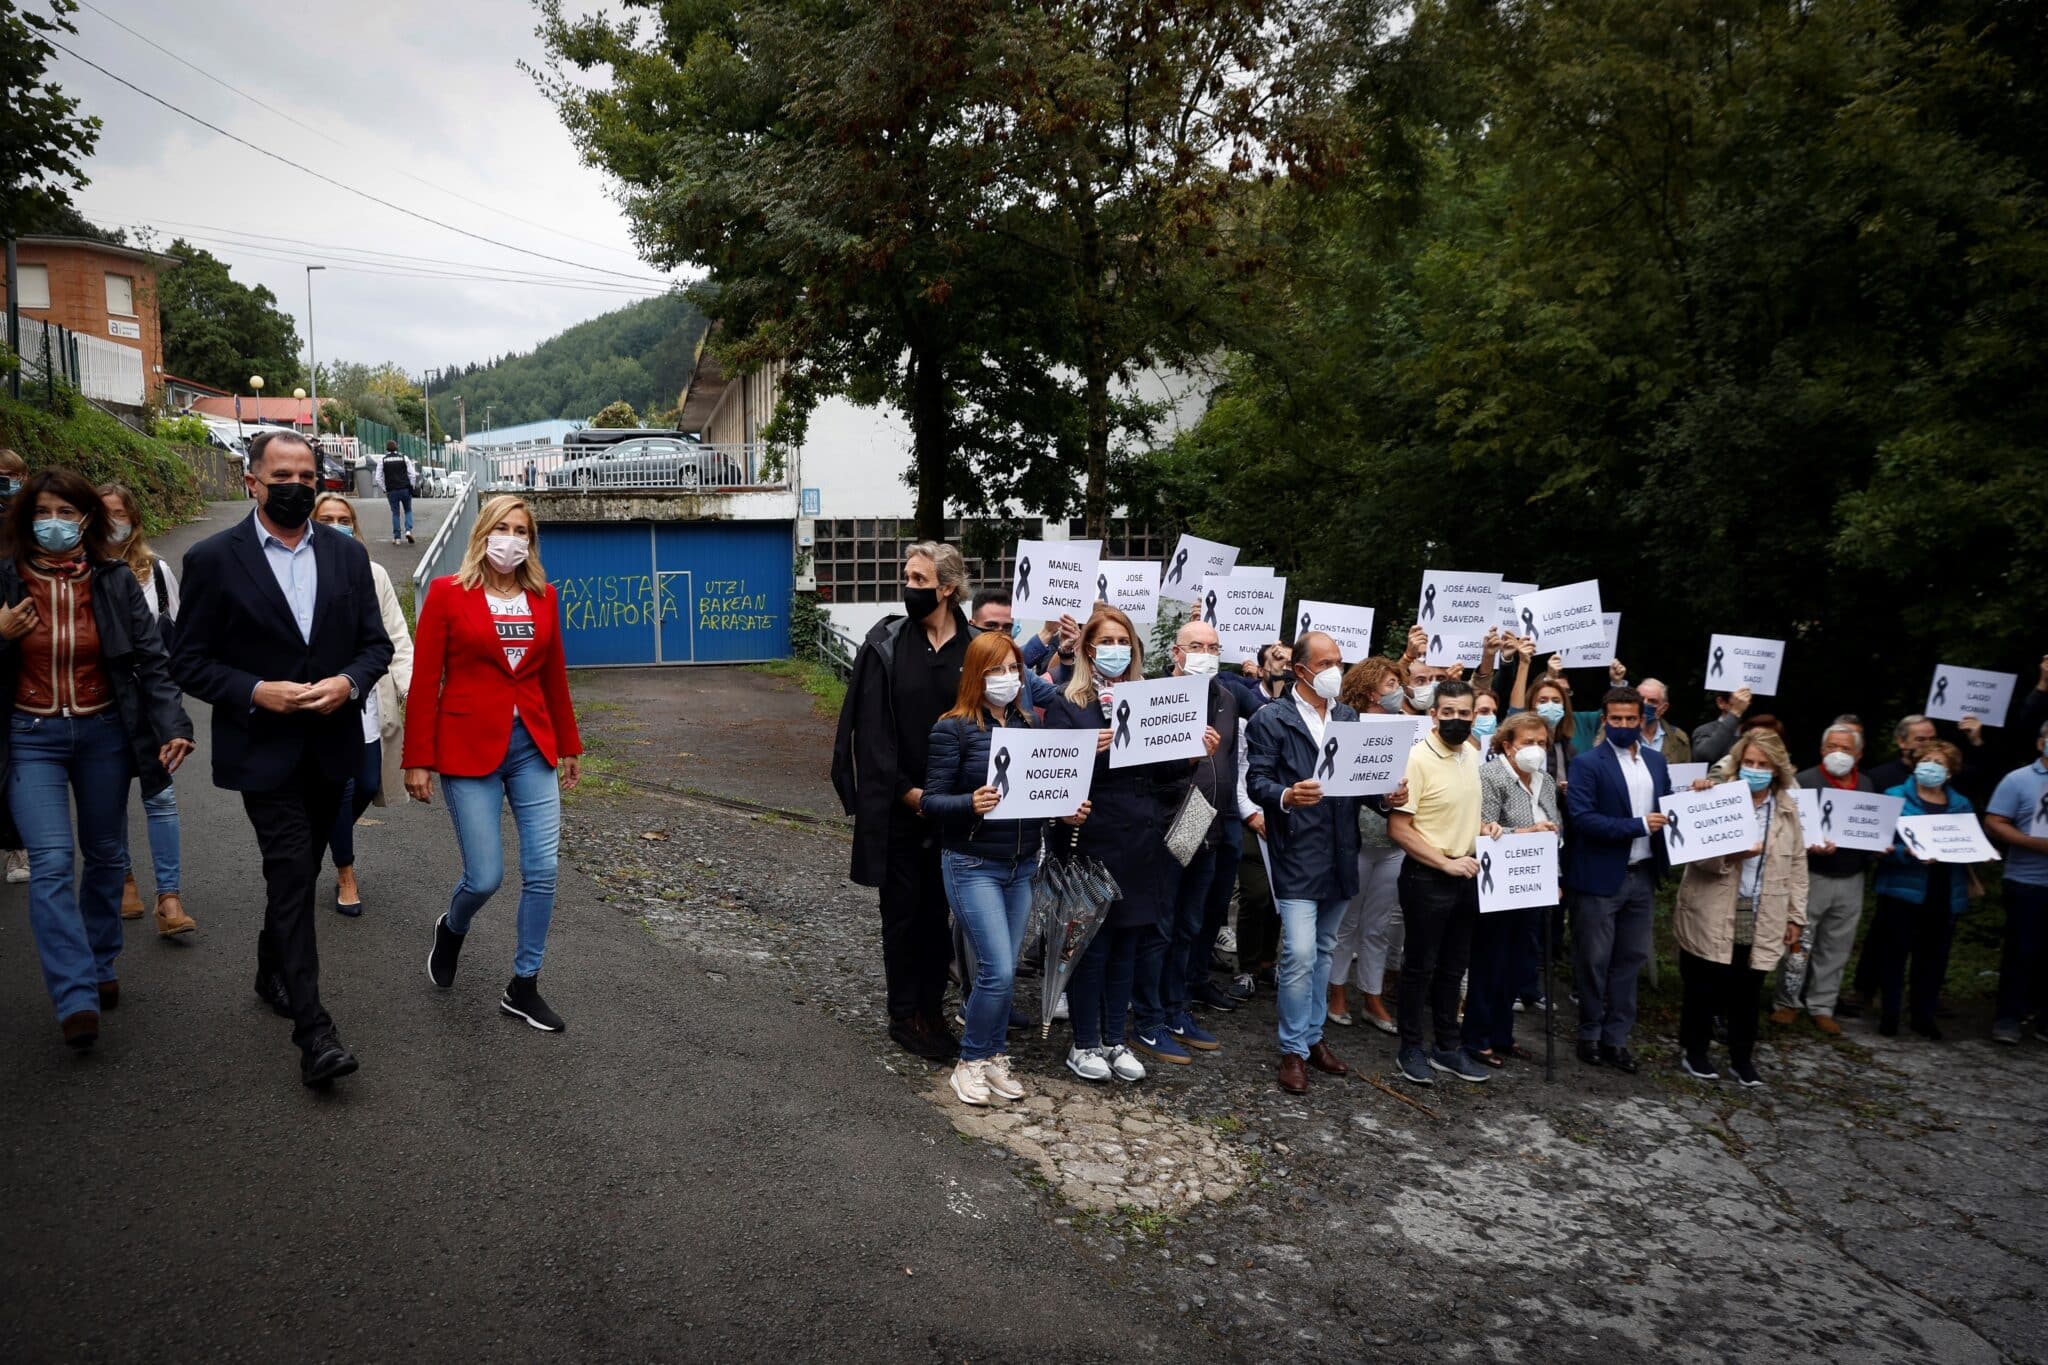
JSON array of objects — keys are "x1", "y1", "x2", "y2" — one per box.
[
  {"x1": 300, "y1": 1030, "x2": 359, "y2": 1087},
  {"x1": 1730, "y1": 1060, "x2": 1764, "y2": 1089},
  {"x1": 888, "y1": 1014, "x2": 956, "y2": 1062},
  {"x1": 1227, "y1": 973, "x2": 1255, "y2": 1000},
  {"x1": 1576, "y1": 1040, "x2": 1603, "y2": 1068},
  {"x1": 1598, "y1": 1042, "x2": 1640, "y2": 1074},
  {"x1": 253, "y1": 966, "x2": 292, "y2": 1019},
  {"x1": 500, "y1": 974, "x2": 566, "y2": 1032},
  {"x1": 1193, "y1": 979, "x2": 1240, "y2": 1013},
  {"x1": 427, "y1": 914, "x2": 464, "y2": 989},
  {"x1": 1681, "y1": 1053, "x2": 1718, "y2": 1081}
]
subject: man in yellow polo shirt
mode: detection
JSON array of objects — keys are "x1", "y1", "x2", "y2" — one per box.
[{"x1": 1389, "y1": 679, "x2": 1502, "y2": 1086}]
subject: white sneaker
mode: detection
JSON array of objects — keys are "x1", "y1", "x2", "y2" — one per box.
[
  {"x1": 1065, "y1": 1046, "x2": 1111, "y2": 1082},
  {"x1": 950, "y1": 1058, "x2": 993, "y2": 1106},
  {"x1": 1216, "y1": 925, "x2": 1238, "y2": 953},
  {"x1": 1106, "y1": 1044, "x2": 1147, "y2": 1082},
  {"x1": 4, "y1": 849, "x2": 26, "y2": 883},
  {"x1": 983, "y1": 1054, "x2": 1026, "y2": 1101},
  {"x1": 1053, "y1": 991, "x2": 1070, "y2": 1021}
]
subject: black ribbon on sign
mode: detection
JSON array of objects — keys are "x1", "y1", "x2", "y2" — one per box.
[
  {"x1": 1932, "y1": 674, "x2": 1949, "y2": 706},
  {"x1": 1165, "y1": 547, "x2": 1189, "y2": 584},
  {"x1": 1317, "y1": 736, "x2": 1338, "y2": 779},
  {"x1": 992, "y1": 747, "x2": 1012, "y2": 796},
  {"x1": 1015, "y1": 556, "x2": 1031, "y2": 600},
  {"x1": 1666, "y1": 811, "x2": 1686, "y2": 847},
  {"x1": 1901, "y1": 825, "x2": 1924, "y2": 855},
  {"x1": 1429, "y1": 633, "x2": 1443, "y2": 657},
  {"x1": 1097, "y1": 572, "x2": 1109, "y2": 602},
  {"x1": 1480, "y1": 851, "x2": 1494, "y2": 894},
  {"x1": 1114, "y1": 700, "x2": 1132, "y2": 747},
  {"x1": 1421, "y1": 583, "x2": 1437, "y2": 620},
  {"x1": 2037, "y1": 789, "x2": 2048, "y2": 826},
  {"x1": 1521, "y1": 606, "x2": 1538, "y2": 644},
  {"x1": 1298, "y1": 609, "x2": 1311, "y2": 638},
  {"x1": 1204, "y1": 589, "x2": 1218, "y2": 623},
  {"x1": 1710, "y1": 645, "x2": 1726, "y2": 678},
  {"x1": 1821, "y1": 798, "x2": 1834, "y2": 834}
]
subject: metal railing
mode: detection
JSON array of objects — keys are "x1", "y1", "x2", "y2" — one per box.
[
  {"x1": 458, "y1": 442, "x2": 782, "y2": 493},
  {"x1": 412, "y1": 472, "x2": 476, "y2": 603},
  {"x1": 816, "y1": 616, "x2": 859, "y2": 678}
]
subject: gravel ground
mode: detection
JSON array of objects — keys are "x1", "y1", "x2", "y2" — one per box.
[{"x1": 564, "y1": 665, "x2": 2047, "y2": 1365}]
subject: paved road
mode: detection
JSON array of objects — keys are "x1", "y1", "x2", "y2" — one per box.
[{"x1": 0, "y1": 502, "x2": 1197, "y2": 1363}]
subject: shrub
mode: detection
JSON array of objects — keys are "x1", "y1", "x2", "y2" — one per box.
[
  {"x1": 0, "y1": 391, "x2": 203, "y2": 532},
  {"x1": 153, "y1": 412, "x2": 211, "y2": 444}
]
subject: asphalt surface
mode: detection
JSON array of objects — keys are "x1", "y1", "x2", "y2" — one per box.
[{"x1": 0, "y1": 501, "x2": 1200, "y2": 1363}]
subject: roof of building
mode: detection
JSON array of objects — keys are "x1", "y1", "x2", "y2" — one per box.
[
  {"x1": 161, "y1": 373, "x2": 230, "y2": 397},
  {"x1": 187, "y1": 395, "x2": 329, "y2": 423},
  {"x1": 14, "y1": 235, "x2": 181, "y2": 269}
]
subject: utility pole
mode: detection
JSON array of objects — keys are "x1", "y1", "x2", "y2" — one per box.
[
  {"x1": 456, "y1": 395, "x2": 466, "y2": 445},
  {"x1": 421, "y1": 366, "x2": 441, "y2": 463},
  {"x1": 305, "y1": 266, "x2": 325, "y2": 436}
]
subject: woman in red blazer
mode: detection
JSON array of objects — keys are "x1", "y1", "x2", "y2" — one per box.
[{"x1": 404, "y1": 495, "x2": 582, "y2": 1032}]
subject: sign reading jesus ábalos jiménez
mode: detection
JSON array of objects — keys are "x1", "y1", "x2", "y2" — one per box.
[
  {"x1": 1011, "y1": 538, "x2": 1101, "y2": 621},
  {"x1": 1314, "y1": 716, "x2": 1427, "y2": 797},
  {"x1": 1106, "y1": 675, "x2": 1209, "y2": 770},
  {"x1": 1476, "y1": 831, "x2": 1561, "y2": 914},
  {"x1": 1657, "y1": 781, "x2": 1760, "y2": 868},
  {"x1": 984, "y1": 729, "x2": 1095, "y2": 820}
]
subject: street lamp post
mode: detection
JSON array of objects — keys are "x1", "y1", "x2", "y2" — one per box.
[
  {"x1": 249, "y1": 374, "x2": 264, "y2": 438},
  {"x1": 293, "y1": 387, "x2": 308, "y2": 434},
  {"x1": 305, "y1": 265, "x2": 325, "y2": 441}
]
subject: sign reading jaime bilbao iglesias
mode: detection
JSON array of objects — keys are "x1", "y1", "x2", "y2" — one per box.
[{"x1": 1107, "y1": 675, "x2": 1209, "y2": 770}]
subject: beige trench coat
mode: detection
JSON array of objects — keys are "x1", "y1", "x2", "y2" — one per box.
[
  {"x1": 1673, "y1": 786, "x2": 1810, "y2": 973},
  {"x1": 367, "y1": 562, "x2": 415, "y2": 806}
]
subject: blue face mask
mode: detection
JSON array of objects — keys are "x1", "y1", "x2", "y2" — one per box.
[
  {"x1": 32, "y1": 518, "x2": 84, "y2": 552},
  {"x1": 1092, "y1": 644, "x2": 1132, "y2": 678},
  {"x1": 1740, "y1": 767, "x2": 1774, "y2": 793},
  {"x1": 0, "y1": 477, "x2": 19, "y2": 499},
  {"x1": 322, "y1": 522, "x2": 354, "y2": 538},
  {"x1": 1536, "y1": 701, "x2": 1566, "y2": 727},
  {"x1": 1378, "y1": 690, "x2": 1405, "y2": 714},
  {"x1": 1605, "y1": 723, "x2": 1640, "y2": 749},
  {"x1": 1912, "y1": 760, "x2": 1950, "y2": 789},
  {"x1": 1472, "y1": 714, "x2": 1498, "y2": 739}
]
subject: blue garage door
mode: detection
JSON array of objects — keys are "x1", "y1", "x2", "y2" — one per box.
[{"x1": 547, "y1": 521, "x2": 792, "y2": 667}]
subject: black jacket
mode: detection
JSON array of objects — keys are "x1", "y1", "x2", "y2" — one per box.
[
  {"x1": 1245, "y1": 694, "x2": 1363, "y2": 902},
  {"x1": 172, "y1": 514, "x2": 393, "y2": 792},
  {"x1": 0, "y1": 557, "x2": 193, "y2": 797},
  {"x1": 1041, "y1": 690, "x2": 1187, "y2": 930},
  {"x1": 921, "y1": 710, "x2": 1046, "y2": 862},
  {"x1": 831, "y1": 610, "x2": 982, "y2": 886},
  {"x1": 1187, "y1": 674, "x2": 1241, "y2": 847}
]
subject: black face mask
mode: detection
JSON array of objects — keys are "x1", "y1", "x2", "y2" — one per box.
[
  {"x1": 1437, "y1": 718, "x2": 1474, "y2": 746},
  {"x1": 261, "y1": 480, "x2": 316, "y2": 530},
  {"x1": 903, "y1": 585, "x2": 941, "y2": 620}
]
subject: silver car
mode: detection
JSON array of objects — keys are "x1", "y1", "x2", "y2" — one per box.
[{"x1": 545, "y1": 438, "x2": 746, "y2": 490}]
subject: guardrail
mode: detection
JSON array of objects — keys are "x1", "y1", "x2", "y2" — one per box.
[
  {"x1": 816, "y1": 617, "x2": 859, "y2": 679},
  {"x1": 412, "y1": 472, "x2": 476, "y2": 604},
  {"x1": 461, "y1": 442, "x2": 782, "y2": 493}
]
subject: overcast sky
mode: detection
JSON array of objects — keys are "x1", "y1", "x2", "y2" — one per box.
[{"x1": 47, "y1": 0, "x2": 675, "y2": 378}]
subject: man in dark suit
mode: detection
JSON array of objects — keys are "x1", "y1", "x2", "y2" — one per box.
[
  {"x1": 173, "y1": 430, "x2": 392, "y2": 1087},
  {"x1": 1563, "y1": 686, "x2": 1672, "y2": 1074}
]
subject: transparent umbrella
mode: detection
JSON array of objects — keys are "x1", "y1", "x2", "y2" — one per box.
[{"x1": 1039, "y1": 841, "x2": 1120, "y2": 1040}]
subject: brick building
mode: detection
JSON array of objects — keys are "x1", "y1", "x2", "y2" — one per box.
[{"x1": 3, "y1": 235, "x2": 177, "y2": 403}]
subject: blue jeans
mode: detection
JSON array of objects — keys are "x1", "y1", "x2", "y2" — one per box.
[
  {"x1": 9, "y1": 713, "x2": 133, "y2": 1019},
  {"x1": 442, "y1": 720, "x2": 561, "y2": 977},
  {"x1": 941, "y1": 850, "x2": 1033, "y2": 1061},
  {"x1": 387, "y1": 489, "x2": 413, "y2": 538},
  {"x1": 1572, "y1": 865, "x2": 1655, "y2": 1045},
  {"x1": 1067, "y1": 923, "x2": 1143, "y2": 1049},
  {"x1": 1275, "y1": 896, "x2": 1350, "y2": 1057},
  {"x1": 125, "y1": 776, "x2": 181, "y2": 895},
  {"x1": 1133, "y1": 846, "x2": 1208, "y2": 1032}
]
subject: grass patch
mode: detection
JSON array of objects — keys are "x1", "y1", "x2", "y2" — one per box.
[
  {"x1": 566, "y1": 753, "x2": 629, "y2": 804},
  {"x1": 0, "y1": 390, "x2": 203, "y2": 530},
  {"x1": 751, "y1": 658, "x2": 848, "y2": 717}
]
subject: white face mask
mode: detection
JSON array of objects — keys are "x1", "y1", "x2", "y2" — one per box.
[
  {"x1": 1180, "y1": 651, "x2": 1220, "y2": 678},
  {"x1": 983, "y1": 674, "x2": 1023, "y2": 707},
  {"x1": 1514, "y1": 745, "x2": 1547, "y2": 775},
  {"x1": 1408, "y1": 681, "x2": 1438, "y2": 709},
  {"x1": 1308, "y1": 665, "x2": 1342, "y2": 701},
  {"x1": 1821, "y1": 751, "x2": 1856, "y2": 778},
  {"x1": 485, "y1": 533, "x2": 530, "y2": 572}
]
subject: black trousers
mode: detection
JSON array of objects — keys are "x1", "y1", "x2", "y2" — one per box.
[
  {"x1": 879, "y1": 813, "x2": 950, "y2": 1023},
  {"x1": 1396, "y1": 862, "x2": 1478, "y2": 1052},
  {"x1": 243, "y1": 758, "x2": 346, "y2": 1050},
  {"x1": 1679, "y1": 948, "x2": 1765, "y2": 1067},
  {"x1": 1871, "y1": 894, "x2": 1954, "y2": 1027},
  {"x1": 1236, "y1": 823, "x2": 1280, "y2": 972}
]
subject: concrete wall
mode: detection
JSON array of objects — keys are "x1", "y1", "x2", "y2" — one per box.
[{"x1": 525, "y1": 487, "x2": 799, "y2": 525}]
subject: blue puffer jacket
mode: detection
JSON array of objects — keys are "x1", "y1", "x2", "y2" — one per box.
[
  {"x1": 1873, "y1": 782, "x2": 1976, "y2": 913},
  {"x1": 922, "y1": 709, "x2": 1046, "y2": 863}
]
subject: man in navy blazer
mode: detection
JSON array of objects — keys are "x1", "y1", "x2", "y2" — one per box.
[
  {"x1": 174, "y1": 431, "x2": 392, "y2": 1087},
  {"x1": 1563, "y1": 686, "x2": 1672, "y2": 1074}
]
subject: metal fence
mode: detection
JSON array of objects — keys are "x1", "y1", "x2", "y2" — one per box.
[
  {"x1": 412, "y1": 472, "x2": 476, "y2": 604},
  {"x1": 12, "y1": 317, "x2": 146, "y2": 406},
  {"x1": 354, "y1": 417, "x2": 434, "y2": 464},
  {"x1": 815, "y1": 616, "x2": 859, "y2": 678},
  {"x1": 461, "y1": 442, "x2": 780, "y2": 493}
]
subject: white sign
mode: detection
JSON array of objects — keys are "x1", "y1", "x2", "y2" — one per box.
[
  {"x1": 1658, "y1": 782, "x2": 1761, "y2": 867},
  {"x1": 1012, "y1": 539, "x2": 1101, "y2": 621},
  {"x1": 1316, "y1": 716, "x2": 1427, "y2": 797},
  {"x1": 1511, "y1": 580, "x2": 1606, "y2": 657},
  {"x1": 1895, "y1": 814, "x2": 2000, "y2": 864},
  {"x1": 1925, "y1": 665, "x2": 2017, "y2": 727},
  {"x1": 1161, "y1": 534, "x2": 1238, "y2": 604},
  {"x1": 1477, "y1": 832, "x2": 1561, "y2": 913},
  {"x1": 1417, "y1": 570, "x2": 1501, "y2": 666},
  {"x1": 108, "y1": 318, "x2": 142, "y2": 340},
  {"x1": 1495, "y1": 582, "x2": 1538, "y2": 636},
  {"x1": 1294, "y1": 600, "x2": 1377, "y2": 662},
  {"x1": 1706, "y1": 633, "x2": 1786, "y2": 696},
  {"x1": 1557, "y1": 613, "x2": 1621, "y2": 669},
  {"x1": 1208, "y1": 574, "x2": 1289, "y2": 664},
  {"x1": 1666, "y1": 762, "x2": 1709, "y2": 790},
  {"x1": 1107, "y1": 675, "x2": 1209, "y2": 770},
  {"x1": 1095, "y1": 560, "x2": 1159, "y2": 623},
  {"x1": 1793, "y1": 789, "x2": 1822, "y2": 848},
  {"x1": 984, "y1": 729, "x2": 1095, "y2": 820},
  {"x1": 1807, "y1": 789, "x2": 1903, "y2": 854}
]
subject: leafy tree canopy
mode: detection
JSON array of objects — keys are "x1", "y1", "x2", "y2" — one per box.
[{"x1": 156, "y1": 239, "x2": 303, "y2": 392}]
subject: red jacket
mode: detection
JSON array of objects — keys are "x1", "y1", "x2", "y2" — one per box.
[{"x1": 402, "y1": 576, "x2": 582, "y2": 777}]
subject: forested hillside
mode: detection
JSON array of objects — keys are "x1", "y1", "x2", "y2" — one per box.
[{"x1": 424, "y1": 292, "x2": 709, "y2": 432}]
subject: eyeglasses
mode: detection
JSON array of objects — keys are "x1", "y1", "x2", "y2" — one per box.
[
  {"x1": 984, "y1": 665, "x2": 1022, "y2": 678},
  {"x1": 1180, "y1": 642, "x2": 1222, "y2": 655}
]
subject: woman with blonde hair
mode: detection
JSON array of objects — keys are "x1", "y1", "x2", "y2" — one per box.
[
  {"x1": 311, "y1": 493, "x2": 415, "y2": 914},
  {"x1": 98, "y1": 482, "x2": 197, "y2": 936},
  {"x1": 404, "y1": 495, "x2": 581, "y2": 1032},
  {"x1": 1673, "y1": 730, "x2": 1808, "y2": 1086},
  {"x1": 1328, "y1": 655, "x2": 1409, "y2": 1032}
]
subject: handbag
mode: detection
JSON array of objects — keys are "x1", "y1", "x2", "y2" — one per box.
[{"x1": 1164, "y1": 783, "x2": 1216, "y2": 867}]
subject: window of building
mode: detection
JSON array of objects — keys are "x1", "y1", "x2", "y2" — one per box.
[
  {"x1": 809, "y1": 517, "x2": 1043, "y2": 604},
  {"x1": 16, "y1": 264, "x2": 50, "y2": 310},
  {"x1": 1068, "y1": 518, "x2": 1169, "y2": 562},
  {"x1": 105, "y1": 273, "x2": 135, "y2": 316}
]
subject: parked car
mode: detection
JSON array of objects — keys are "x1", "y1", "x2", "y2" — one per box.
[{"x1": 545, "y1": 437, "x2": 746, "y2": 490}]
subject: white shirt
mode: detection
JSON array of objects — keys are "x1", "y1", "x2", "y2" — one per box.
[
  {"x1": 1611, "y1": 740, "x2": 1654, "y2": 865},
  {"x1": 1291, "y1": 687, "x2": 1331, "y2": 748}
]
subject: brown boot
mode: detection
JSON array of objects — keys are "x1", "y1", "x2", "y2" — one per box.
[
  {"x1": 61, "y1": 1011, "x2": 99, "y2": 1050},
  {"x1": 1308, "y1": 1041, "x2": 1349, "y2": 1076},
  {"x1": 1277, "y1": 1053, "x2": 1308, "y2": 1094},
  {"x1": 155, "y1": 893, "x2": 197, "y2": 938},
  {"x1": 120, "y1": 875, "x2": 144, "y2": 920},
  {"x1": 1813, "y1": 1014, "x2": 1843, "y2": 1037},
  {"x1": 1768, "y1": 1007, "x2": 1798, "y2": 1026}
]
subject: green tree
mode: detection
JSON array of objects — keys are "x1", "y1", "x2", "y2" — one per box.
[
  {"x1": 156, "y1": 239, "x2": 303, "y2": 392},
  {"x1": 0, "y1": 0, "x2": 100, "y2": 240},
  {"x1": 590, "y1": 399, "x2": 638, "y2": 428}
]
